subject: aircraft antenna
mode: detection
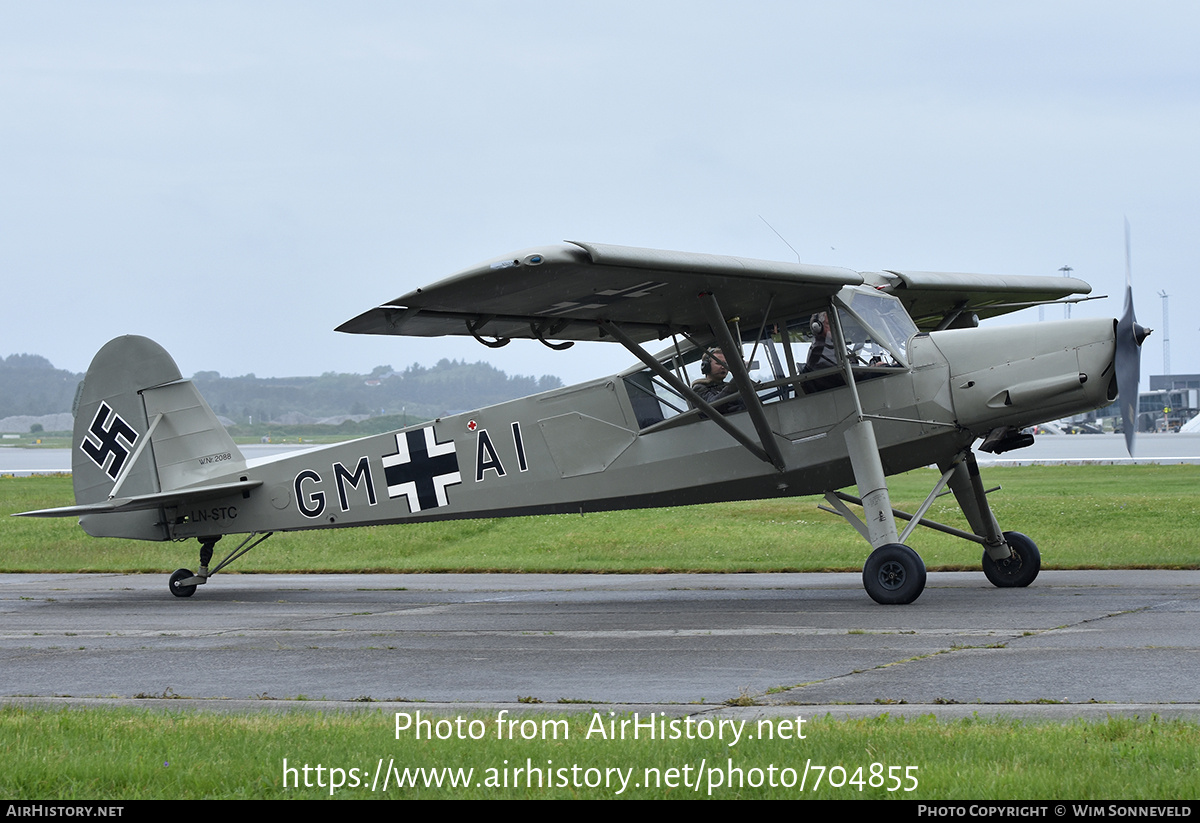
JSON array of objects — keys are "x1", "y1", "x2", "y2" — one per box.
[
  {"x1": 758, "y1": 215, "x2": 801, "y2": 262},
  {"x1": 1158, "y1": 290, "x2": 1170, "y2": 375}
]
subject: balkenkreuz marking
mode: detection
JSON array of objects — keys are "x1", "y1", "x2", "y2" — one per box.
[{"x1": 381, "y1": 427, "x2": 461, "y2": 512}]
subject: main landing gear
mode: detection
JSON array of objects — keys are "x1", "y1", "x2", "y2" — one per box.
[
  {"x1": 822, "y1": 441, "x2": 1041, "y2": 605},
  {"x1": 167, "y1": 533, "x2": 273, "y2": 598}
]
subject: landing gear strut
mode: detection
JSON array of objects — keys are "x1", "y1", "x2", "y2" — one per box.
[
  {"x1": 198, "y1": 537, "x2": 216, "y2": 577},
  {"x1": 941, "y1": 454, "x2": 1041, "y2": 589}
]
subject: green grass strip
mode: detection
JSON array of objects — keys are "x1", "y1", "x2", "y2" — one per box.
[
  {"x1": 1, "y1": 706, "x2": 1197, "y2": 799},
  {"x1": 3, "y1": 464, "x2": 1198, "y2": 573}
]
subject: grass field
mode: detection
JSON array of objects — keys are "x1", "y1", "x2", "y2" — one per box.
[
  {"x1": 2, "y1": 707, "x2": 1198, "y2": 799},
  {"x1": 2, "y1": 464, "x2": 1197, "y2": 573}
]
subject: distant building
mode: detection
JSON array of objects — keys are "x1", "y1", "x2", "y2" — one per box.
[
  {"x1": 1151, "y1": 374, "x2": 1200, "y2": 392},
  {"x1": 1149, "y1": 375, "x2": 1200, "y2": 430},
  {"x1": 1079, "y1": 374, "x2": 1199, "y2": 432}
]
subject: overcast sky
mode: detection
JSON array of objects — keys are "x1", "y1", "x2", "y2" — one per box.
[{"x1": 2, "y1": 1, "x2": 1197, "y2": 388}]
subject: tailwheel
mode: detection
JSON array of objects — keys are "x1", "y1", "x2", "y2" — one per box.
[
  {"x1": 982, "y1": 531, "x2": 1040, "y2": 588},
  {"x1": 169, "y1": 568, "x2": 198, "y2": 598},
  {"x1": 862, "y1": 543, "x2": 926, "y2": 605}
]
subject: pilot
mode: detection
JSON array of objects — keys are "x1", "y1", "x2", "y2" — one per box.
[
  {"x1": 806, "y1": 312, "x2": 838, "y2": 371},
  {"x1": 691, "y1": 348, "x2": 746, "y2": 413}
]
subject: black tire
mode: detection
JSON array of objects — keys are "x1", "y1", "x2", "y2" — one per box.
[
  {"x1": 169, "y1": 568, "x2": 197, "y2": 598},
  {"x1": 862, "y1": 544, "x2": 927, "y2": 605},
  {"x1": 982, "y1": 532, "x2": 1040, "y2": 588}
]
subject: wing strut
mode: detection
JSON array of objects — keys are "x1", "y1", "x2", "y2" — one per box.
[
  {"x1": 933, "y1": 300, "x2": 971, "y2": 331},
  {"x1": 698, "y1": 292, "x2": 787, "y2": 472},
  {"x1": 597, "y1": 319, "x2": 778, "y2": 468}
]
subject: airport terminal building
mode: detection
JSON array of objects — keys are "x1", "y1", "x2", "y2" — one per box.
[{"x1": 1077, "y1": 374, "x2": 1200, "y2": 432}]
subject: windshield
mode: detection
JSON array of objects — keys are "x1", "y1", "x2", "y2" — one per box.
[{"x1": 835, "y1": 287, "x2": 918, "y2": 366}]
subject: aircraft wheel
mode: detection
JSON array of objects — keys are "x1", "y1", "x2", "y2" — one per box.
[
  {"x1": 169, "y1": 568, "x2": 197, "y2": 598},
  {"x1": 982, "y1": 532, "x2": 1040, "y2": 588},
  {"x1": 862, "y1": 544, "x2": 926, "y2": 605}
]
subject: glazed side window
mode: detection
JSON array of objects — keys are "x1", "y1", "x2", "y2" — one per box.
[
  {"x1": 622, "y1": 340, "x2": 790, "y2": 431},
  {"x1": 624, "y1": 368, "x2": 689, "y2": 429}
]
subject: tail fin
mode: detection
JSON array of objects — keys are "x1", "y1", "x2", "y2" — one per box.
[{"x1": 69, "y1": 335, "x2": 247, "y2": 539}]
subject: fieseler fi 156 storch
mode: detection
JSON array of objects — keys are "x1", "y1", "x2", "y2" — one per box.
[{"x1": 17, "y1": 240, "x2": 1149, "y2": 604}]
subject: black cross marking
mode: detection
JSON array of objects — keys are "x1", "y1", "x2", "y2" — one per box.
[
  {"x1": 381, "y1": 427, "x2": 461, "y2": 513},
  {"x1": 80, "y1": 402, "x2": 139, "y2": 480},
  {"x1": 537, "y1": 281, "x2": 668, "y2": 316}
]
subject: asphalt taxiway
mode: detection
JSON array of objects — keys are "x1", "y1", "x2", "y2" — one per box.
[{"x1": 2, "y1": 570, "x2": 1198, "y2": 717}]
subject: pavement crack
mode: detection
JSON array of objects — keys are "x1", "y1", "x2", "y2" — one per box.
[{"x1": 767, "y1": 639, "x2": 1017, "y2": 699}]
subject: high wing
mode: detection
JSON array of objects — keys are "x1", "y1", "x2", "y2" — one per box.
[
  {"x1": 336, "y1": 241, "x2": 862, "y2": 346},
  {"x1": 873, "y1": 270, "x2": 1094, "y2": 331},
  {"x1": 337, "y1": 241, "x2": 1095, "y2": 344}
]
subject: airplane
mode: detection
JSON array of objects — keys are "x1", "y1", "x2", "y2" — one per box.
[{"x1": 15, "y1": 240, "x2": 1150, "y2": 604}]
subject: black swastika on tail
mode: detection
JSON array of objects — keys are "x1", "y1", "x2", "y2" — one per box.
[
  {"x1": 80, "y1": 402, "x2": 139, "y2": 480},
  {"x1": 381, "y1": 427, "x2": 461, "y2": 513}
]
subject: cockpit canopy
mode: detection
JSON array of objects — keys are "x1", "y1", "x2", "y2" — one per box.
[{"x1": 622, "y1": 286, "x2": 919, "y2": 431}]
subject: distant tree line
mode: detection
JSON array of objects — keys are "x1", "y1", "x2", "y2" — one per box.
[
  {"x1": 0, "y1": 354, "x2": 80, "y2": 418},
  {"x1": 0, "y1": 352, "x2": 562, "y2": 423}
]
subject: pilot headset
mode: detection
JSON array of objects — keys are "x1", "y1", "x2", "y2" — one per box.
[{"x1": 701, "y1": 348, "x2": 724, "y2": 376}]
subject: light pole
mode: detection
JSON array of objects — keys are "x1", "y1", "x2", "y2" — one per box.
[{"x1": 1058, "y1": 266, "x2": 1074, "y2": 319}]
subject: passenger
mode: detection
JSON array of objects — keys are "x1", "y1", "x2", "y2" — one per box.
[
  {"x1": 690, "y1": 348, "x2": 746, "y2": 413},
  {"x1": 806, "y1": 312, "x2": 838, "y2": 372},
  {"x1": 802, "y1": 312, "x2": 843, "y2": 393}
]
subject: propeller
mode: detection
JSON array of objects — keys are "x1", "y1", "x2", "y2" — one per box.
[{"x1": 1114, "y1": 219, "x2": 1152, "y2": 456}]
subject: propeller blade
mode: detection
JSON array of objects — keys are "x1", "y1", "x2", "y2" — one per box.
[{"x1": 1114, "y1": 220, "x2": 1151, "y2": 456}]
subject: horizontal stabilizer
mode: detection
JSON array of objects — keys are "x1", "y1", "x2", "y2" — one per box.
[{"x1": 14, "y1": 479, "x2": 261, "y2": 518}]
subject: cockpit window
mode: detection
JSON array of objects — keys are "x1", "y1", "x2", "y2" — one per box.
[
  {"x1": 621, "y1": 340, "x2": 786, "y2": 429},
  {"x1": 835, "y1": 288, "x2": 918, "y2": 366},
  {"x1": 624, "y1": 363, "x2": 689, "y2": 428}
]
